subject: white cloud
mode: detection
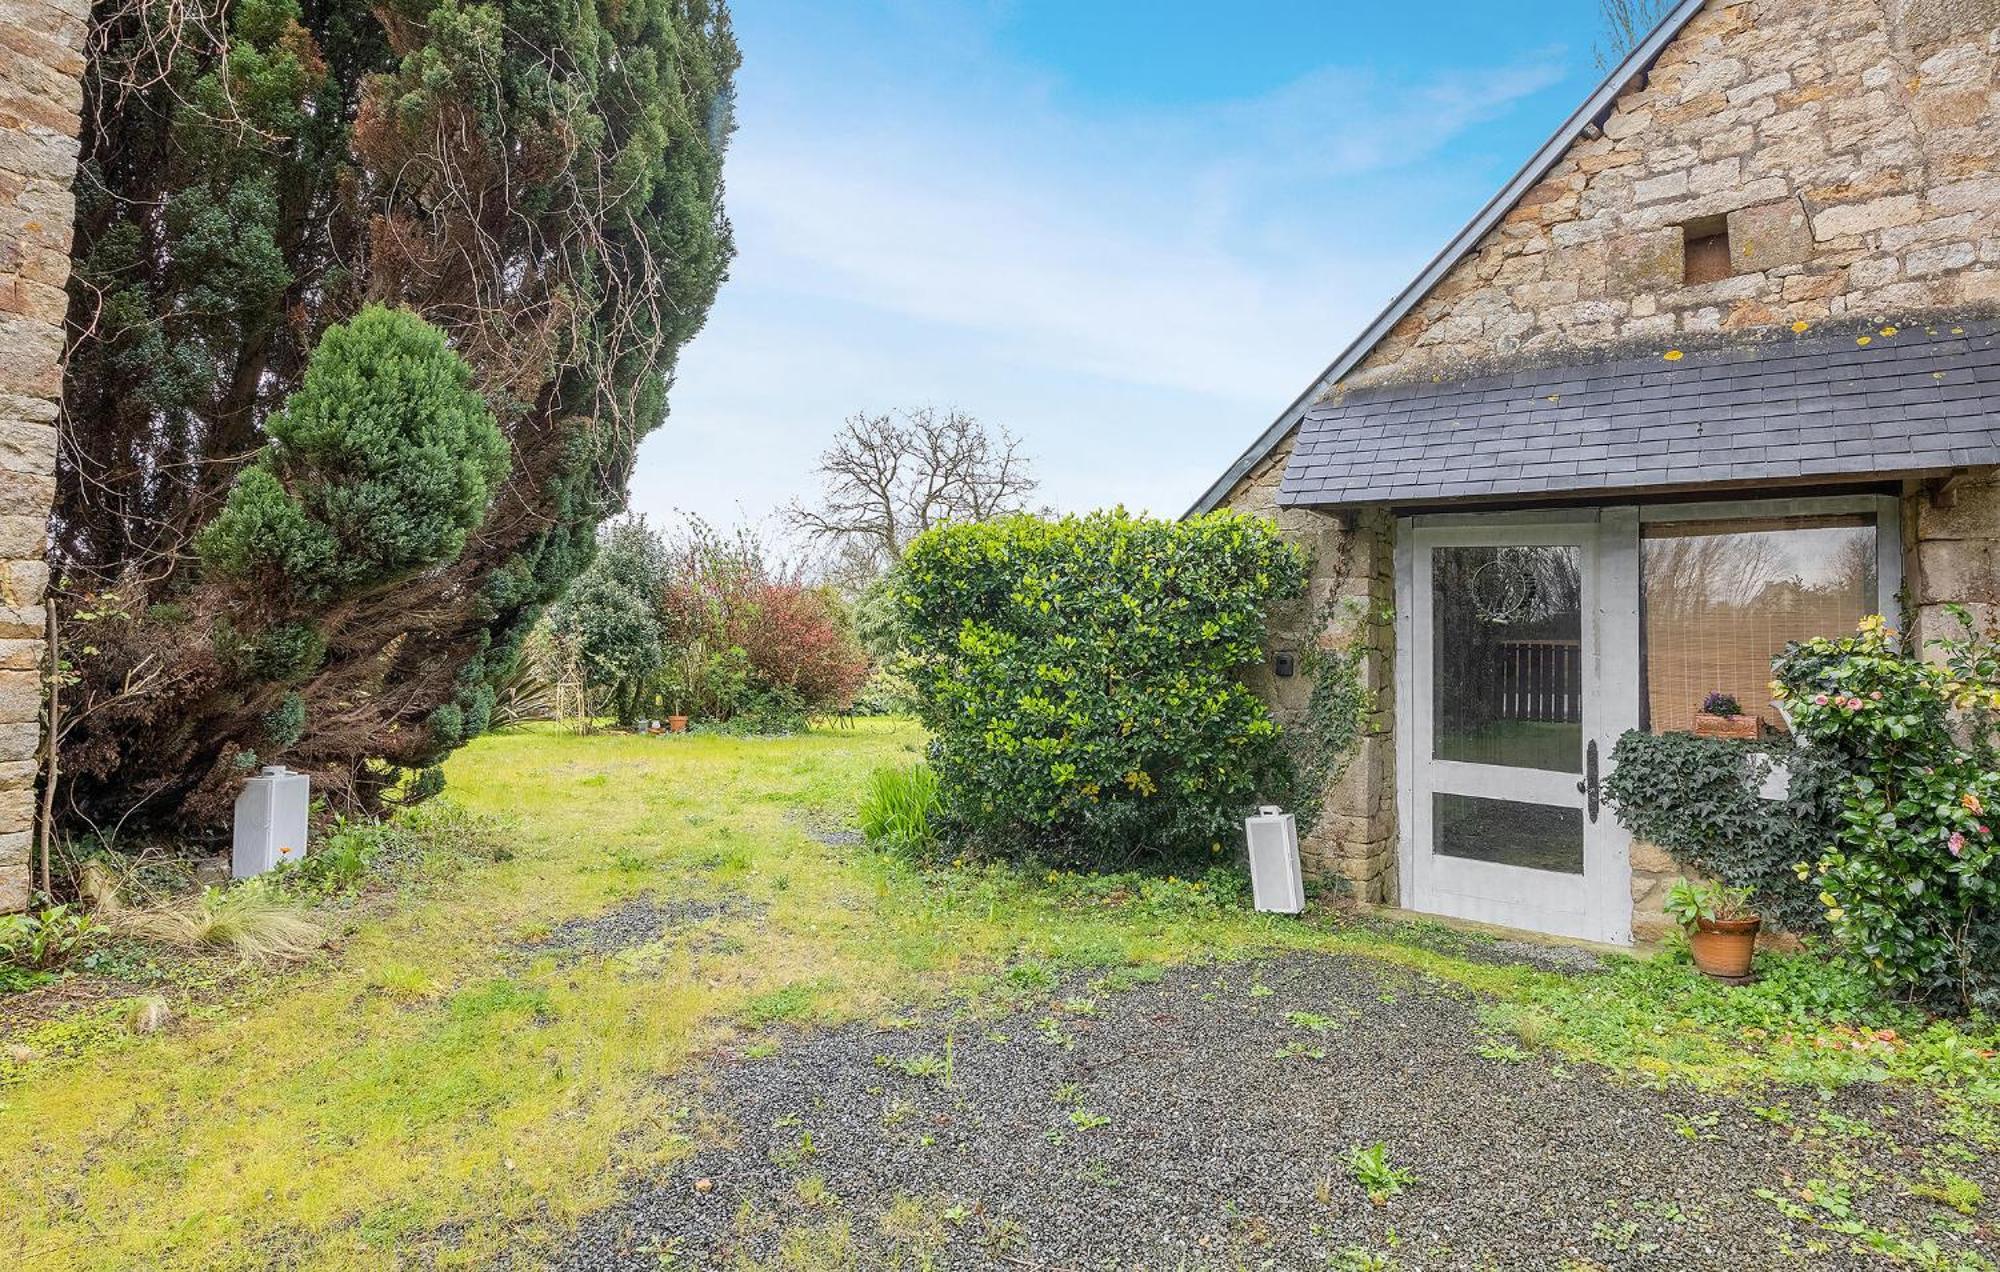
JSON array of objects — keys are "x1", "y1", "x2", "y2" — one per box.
[{"x1": 628, "y1": 17, "x2": 1575, "y2": 532}]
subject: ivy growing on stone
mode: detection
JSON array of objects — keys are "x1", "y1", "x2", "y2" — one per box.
[
  {"x1": 1604, "y1": 729, "x2": 1839, "y2": 935},
  {"x1": 1282, "y1": 595, "x2": 1376, "y2": 838}
]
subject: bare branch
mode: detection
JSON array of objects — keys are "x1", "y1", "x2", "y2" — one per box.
[{"x1": 787, "y1": 407, "x2": 1039, "y2": 576}]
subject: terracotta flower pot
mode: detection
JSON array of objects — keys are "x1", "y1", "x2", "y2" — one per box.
[
  {"x1": 1692, "y1": 712, "x2": 1760, "y2": 740},
  {"x1": 668, "y1": 715, "x2": 689, "y2": 733},
  {"x1": 1689, "y1": 914, "x2": 1761, "y2": 980}
]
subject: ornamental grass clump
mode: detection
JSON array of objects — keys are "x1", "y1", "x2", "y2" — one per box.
[
  {"x1": 858, "y1": 764, "x2": 941, "y2": 859},
  {"x1": 896, "y1": 509, "x2": 1305, "y2": 869},
  {"x1": 114, "y1": 884, "x2": 326, "y2": 964},
  {"x1": 1772, "y1": 608, "x2": 2000, "y2": 1013}
]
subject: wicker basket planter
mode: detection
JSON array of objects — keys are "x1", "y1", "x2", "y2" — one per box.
[{"x1": 1692, "y1": 712, "x2": 1760, "y2": 740}]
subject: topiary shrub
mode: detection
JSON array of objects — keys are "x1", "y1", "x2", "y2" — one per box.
[
  {"x1": 897, "y1": 509, "x2": 1306, "y2": 869},
  {"x1": 1772, "y1": 610, "x2": 2000, "y2": 1013},
  {"x1": 198, "y1": 306, "x2": 509, "y2": 602},
  {"x1": 1604, "y1": 729, "x2": 1839, "y2": 935}
]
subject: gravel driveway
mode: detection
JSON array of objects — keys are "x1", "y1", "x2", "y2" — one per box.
[{"x1": 558, "y1": 951, "x2": 1991, "y2": 1270}]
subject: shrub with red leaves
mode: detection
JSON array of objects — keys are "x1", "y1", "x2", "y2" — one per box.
[{"x1": 730, "y1": 583, "x2": 869, "y2": 711}]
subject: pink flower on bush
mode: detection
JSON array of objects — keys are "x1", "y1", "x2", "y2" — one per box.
[
  {"x1": 1948, "y1": 832, "x2": 1966, "y2": 858},
  {"x1": 1869, "y1": 691, "x2": 1883, "y2": 700},
  {"x1": 1813, "y1": 694, "x2": 1829, "y2": 706}
]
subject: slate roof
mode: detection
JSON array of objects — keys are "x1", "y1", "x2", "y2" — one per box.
[{"x1": 1276, "y1": 317, "x2": 2000, "y2": 508}]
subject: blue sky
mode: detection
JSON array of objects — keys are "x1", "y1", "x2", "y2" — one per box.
[{"x1": 628, "y1": 0, "x2": 1611, "y2": 540}]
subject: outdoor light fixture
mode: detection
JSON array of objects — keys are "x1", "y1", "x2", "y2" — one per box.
[
  {"x1": 1244, "y1": 806, "x2": 1304, "y2": 914},
  {"x1": 233, "y1": 765, "x2": 310, "y2": 879}
]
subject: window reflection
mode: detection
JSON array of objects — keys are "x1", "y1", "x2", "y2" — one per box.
[
  {"x1": 1432, "y1": 545, "x2": 1583, "y2": 773},
  {"x1": 1641, "y1": 515, "x2": 1876, "y2": 734},
  {"x1": 1434, "y1": 793, "x2": 1584, "y2": 874}
]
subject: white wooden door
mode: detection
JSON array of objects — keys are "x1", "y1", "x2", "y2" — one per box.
[{"x1": 1401, "y1": 514, "x2": 1636, "y2": 945}]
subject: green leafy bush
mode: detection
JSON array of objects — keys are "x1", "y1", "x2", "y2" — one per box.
[
  {"x1": 851, "y1": 665, "x2": 919, "y2": 716},
  {"x1": 1604, "y1": 730, "x2": 1839, "y2": 933},
  {"x1": 858, "y1": 764, "x2": 941, "y2": 858},
  {"x1": 198, "y1": 306, "x2": 509, "y2": 602},
  {"x1": 1772, "y1": 611, "x2": 2000, "y2": 1013},
  {"x1": 289, "y1": 817, "x2": 385, "y2": 894},
  {"x1": 897, "y1": 509, "x2": 1305, "y2": 868},
  {"x1": 546, "y1": 519, "x2": 668, "y2": 723},
  {"x1": 547, "y1": 516, "x2": 866, "y2": 728},
  {"x1": 0, "y1": 904, "x2": 99, "y2": 977}
]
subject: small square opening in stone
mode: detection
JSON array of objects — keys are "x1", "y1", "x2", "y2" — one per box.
[{"x1": 1682, "y1": 215, "x2": 1732, "y2": 285}]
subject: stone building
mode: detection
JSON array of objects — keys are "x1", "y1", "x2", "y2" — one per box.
[
  {"x1": 1196, "y1": 0, "x2": 2000, "y2": 943},
  {"x1": 0, "y1": 0, "x2": 85, "y2": 909}
]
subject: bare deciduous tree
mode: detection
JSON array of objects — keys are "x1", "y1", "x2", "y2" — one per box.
[
  {"x1": 1593, "y1": 0, "x2": 1673, "y2": 68},
  {"x1": 788, "y1": 407, "x2": 1039, "y2": 577}
]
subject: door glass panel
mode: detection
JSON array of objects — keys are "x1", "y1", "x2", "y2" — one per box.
[
  {"x1": 1433, "y1": 793, "x2": 1584, "y2": 875},
  {"x1": 1432, "y1": 545, "x2": 1583, "y2": 773}
]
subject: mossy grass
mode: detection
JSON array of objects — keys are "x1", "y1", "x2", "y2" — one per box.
[{"x1": 0, "y1": 717, "x2": 1991, "y2": 1268}]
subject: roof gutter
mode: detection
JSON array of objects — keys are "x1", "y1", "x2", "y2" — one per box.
[{"x1": 1182, "y1": 0, "x2": 1711, "y2": 518}]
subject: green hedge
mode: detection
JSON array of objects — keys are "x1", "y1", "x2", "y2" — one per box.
[{"x1": 897, "y1": 509, "x2": 1305, "y2": 868}]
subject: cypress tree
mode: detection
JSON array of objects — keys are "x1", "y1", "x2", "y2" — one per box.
[{"x1": 54, "y1": 0, "x2": 738, "y2": 826}]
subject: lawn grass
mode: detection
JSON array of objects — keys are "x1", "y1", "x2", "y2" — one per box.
[{"x1": 0, "y1": 719, "x2": 1992, "y2": 1269}]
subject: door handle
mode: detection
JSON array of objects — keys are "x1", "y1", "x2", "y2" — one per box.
[{"x1": 1575, "y1": 739, "x2": 1600, "y2": 823}]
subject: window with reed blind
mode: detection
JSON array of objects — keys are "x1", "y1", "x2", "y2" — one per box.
[{"x1": 1640, "y1": 514, "x2": 1878, "y2": 735}]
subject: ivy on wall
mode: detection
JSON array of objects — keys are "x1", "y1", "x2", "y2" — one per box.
[
  {"x1": 1604, "y1": 729, "x2": 1841, "y2": 935},
  {"x1": 1283, "y1": 592, "x2": 1376, "y2": 836}
]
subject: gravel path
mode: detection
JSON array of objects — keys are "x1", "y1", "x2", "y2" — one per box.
[
  {"x1": 557, "y1": 952, "x2": 1991, "y2": 1270},
  {"x1": 520, "y1": 892, "x2": 765, "y2": 959}
]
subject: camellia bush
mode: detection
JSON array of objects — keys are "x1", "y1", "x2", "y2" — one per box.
[
  {"x1": 1772, "y1": 610, "x2": 2000, "y2": 1013},
  {"x1": 896, "y1": 509, "x2": 1306, "y2": 868}
]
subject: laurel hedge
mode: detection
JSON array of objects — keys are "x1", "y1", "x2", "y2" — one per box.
[{"x1": 896, "y1": 509, "x2": 1305, "y2": 868}]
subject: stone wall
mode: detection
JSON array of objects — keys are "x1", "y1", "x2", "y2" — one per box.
[
  {"x1": 1227, "y1": 436, "x2": 1400, "y2": 902},
  {"x1": 0, "y1": 0, "x2": 86, "y2": 910},
  {"x1": 1342, "y1": 0, "x2": 2000, "y2": 389},
  {"x1": 1909, "y1": 467, "x2": 2000, "y2": 651}
]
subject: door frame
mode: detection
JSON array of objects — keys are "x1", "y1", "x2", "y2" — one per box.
[
  {"x1": 1390, "y1": 493, "x2": 1904, "y2": 947},
  {"x1": 1394, "y1": 507, "x2": 1639, "y2": 946}
]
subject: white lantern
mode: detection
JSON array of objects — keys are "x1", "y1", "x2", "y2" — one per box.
[
  {"x1": 1245, "y1": 805, "x2": 1304, "y2": 914},
  {"x1": 233, "y1": 765, "x2": 310, "y2": 879}
]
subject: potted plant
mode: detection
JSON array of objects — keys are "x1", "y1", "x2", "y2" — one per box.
[
  {"x1": 1691, "y1": 691, "x2": 1759, "y2": 740},
  {"x1": 665, "y1": 689, "x2": 688, "y2": 733},
  {"x1": 663, "y1": 665, "x2": 693, "y2": 733},
  {"x1": 1664, "y1": 878, "x2": 1761, "y2": 980}
]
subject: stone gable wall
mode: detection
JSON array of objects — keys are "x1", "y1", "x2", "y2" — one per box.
[
  {"x1": 0, "y1": 0, "x2": 87, "y2": 910},
  {"x1": 1345, "y1": 0, "x2": 2000, "y2": 389},
  {"x1": 1217, "y1": 0, "x2": 2000, "y2": 930},
  {"x1": 1230, "y1": 445, "x2": 1399, "y2": 901}
]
